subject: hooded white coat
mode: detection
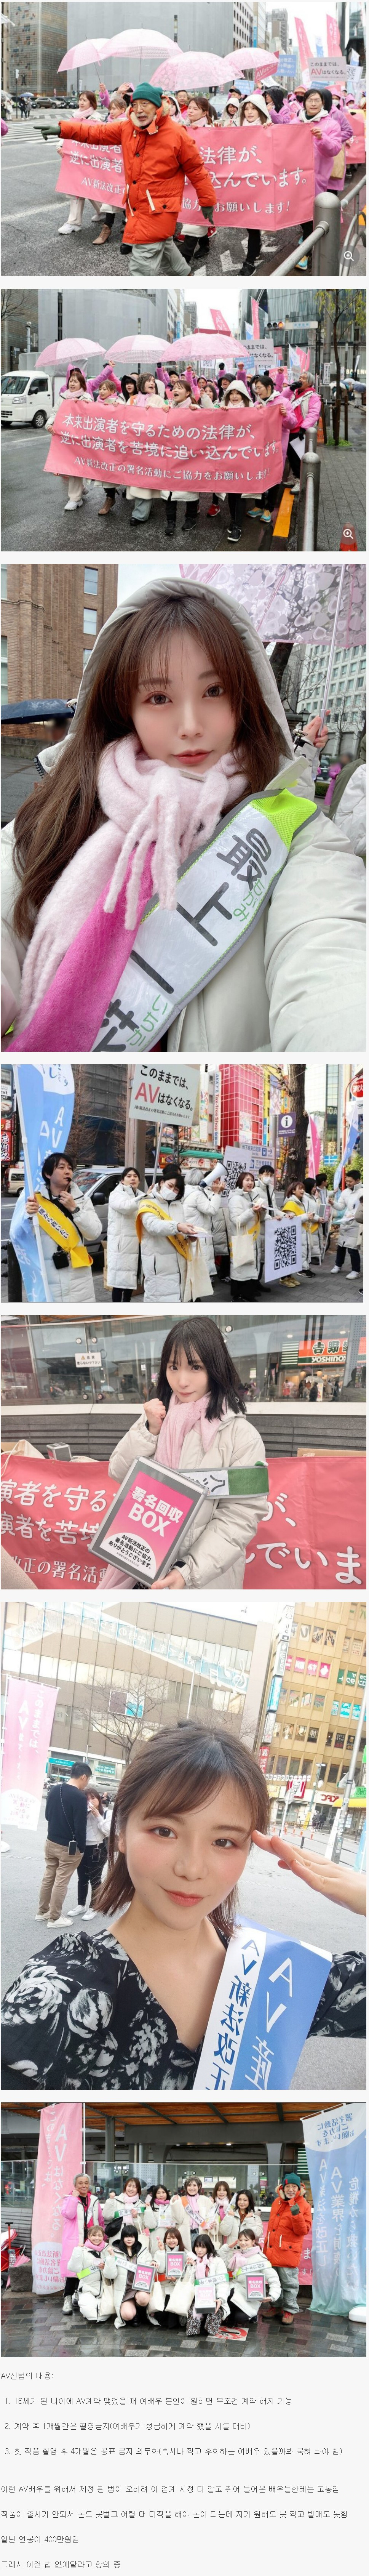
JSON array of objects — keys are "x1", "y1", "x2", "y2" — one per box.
[
  {"x1": 106, "y1": 1181, "x2": 141, "y2": 1292},
  {"x1": 108, "y1": 1401, "x2": 268, "y2": 1589},
  {"x1": 137, "y1": 1183, "x2": 188, "y2": 1301},
  {"x1": 2, "y1": 577, "x2": 365, "y2": 1055}
]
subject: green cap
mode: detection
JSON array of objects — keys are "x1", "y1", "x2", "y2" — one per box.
[{"x1": 132, "y1": 82, "x2": 162, "y2": 106}]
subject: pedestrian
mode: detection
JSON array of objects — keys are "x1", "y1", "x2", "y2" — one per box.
[
  {"x1": 67, "y1": 2225, "x2": 116, "y2": 2325},
  {"x1": 226, "y1": 2224, "x2": 281, "y2": 2332},
  {"x1": 15, "y1": 1149, "x2": 102, "y2": 1302},
  {"x1": 224, "y1": 91, "x2": 241, "y2": 123},
  {"x1": 1, "y1": 1725, "x2": 270, "y2": 2089},
  {"x1": 69, "y1": 1791, "x2": 108, "y2": 1918},
  {"x1": 108, "y1": 2224, "x2": 153, "y2": 2328},
  {"x1": 59, "y1": 81, "x2": 216, "y2": 275},
  {"x1": 57, "y1": 90, "x2": 107, "y2": 235},
  {"x1": 3, "y1": 578, "x2": 364, "y2": 1057},
  {"x1": 107, "y1": 1313, "x2": 268, "y2": 1592},
  {"x1": 177, "y1": 93, "x2": 217, "y2": 264},
  {"x1": 137, "y1": 1162, "x2": 198, "y2": 1301},
  {"x1": 252, "y1": 1163, "x2": 278, "y2": 1274},
  {"x1": 85, "y1": 369, "x2": 125, "y2": 519},
  {"x1": 263, "y1": 2175, "x2": 312, "y2": 2326},
  {"x1": 106, "y1": 1165, "x2": 142, "y2": 1299},
  {"x1": 35, "y1": 1759, "x2": 92, "y2": 1927},
  {"x1": 126, "y1": 370, "x2": 167, "y2": 525},
  {"x1": 182, "y1": 1173, "x2": 216, "y2": 1286},
  {"x1": 227, "y1": 1170, "x2": 261, "y2": 1296},
  {"x1": 185, "y1": 2233, "x2": 229, "y2": 2337},
  {"x1": 248, "y1": 372, "x2": 284, "y2": 527},
  {"x1": 147, "y1": 2228, "x2": 195, "y2": 2327},
  {"x1": 233, "y1": 2185, "x2": 264, "y2": 2241},
  {"x1": 298, "y1": 86, "x2": 353, "y2": 264},
  {"x1": 61, "y1": 2172, "x2": 104, "y2": 2315},
  {"x1": 220, "y1": 379, "x2": 251, "y2": 544},
  {"x1": 238, "y1": 95, "x2": 272, "y2": 273},
  {"x1": 282, "y1": 1178, "x2": 314, "y2": 1274},
  {"x1": 45, "y1": 363, "x2": 94, "y2": 514},
  {"x1": 331, "y1": 1169, "x2": 363, "y2": 1275},
  {"x1": 162, "y1": 378, "x2": 202, "y2": 536},
  {"x1": 204, "y1": 1173, "x2": 230, "y2": 1280}
]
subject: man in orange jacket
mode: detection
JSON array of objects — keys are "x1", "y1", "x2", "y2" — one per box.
[
  {"x1": 59, "y1": 81, "x2": 216, "y2": 274},
  {"x1": 264, "y1": 2176, "x2": 312, "y2": 2327}
]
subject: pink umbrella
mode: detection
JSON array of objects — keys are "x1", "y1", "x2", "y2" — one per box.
[
  {"x1": 174, "y1": 332, "x2": 245, "y2": 363},
  {"x1": 58, "y1": 39, "x2": 108, "y2": 72},
  {"x1": 107, "y1": 335, "x2": 175, "y2": 362},
  {"x1": 38, "y1": 338, "x2": 105, "y2": 365},
  {"x1": 97, "y1": 28, "x2": 177, "y2": 62},
  {"x1": 155, "y1": 52, "x2": 225, "y2": 88},
  {"x1": 223, "y1": 50, "x2": 278, "y2": 73}
]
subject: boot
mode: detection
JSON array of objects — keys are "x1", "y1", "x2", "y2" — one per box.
[{"x1": 98, "y1": 493, "x2": 116, "y2": 516}]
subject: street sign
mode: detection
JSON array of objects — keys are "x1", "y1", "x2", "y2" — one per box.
[{"x1": 278, "y1": 1110, "x2": 296, "y2": 1133}]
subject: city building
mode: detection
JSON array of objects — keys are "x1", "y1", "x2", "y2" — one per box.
[
  {"x1": 219, "y1": 1061, "x2": 264, "y2": 1151},
  {"x1": 1, "y1": 1597, "x2": 273, "y2": 1775},
  {"x1": 8, "y1": 4, "x2": 67, "y2": 98},
  {"x1": 255, "y1": 1597, "x2": 366, "y2": 1826},
  {"x1": 2, "y1": 2096, "x2": 323, "y2": 2214},
  {"x1": 37, "y1": 286, "x2": 174, "y2": 365},
  {"x1": 1, "y1": 290, "x2": 38, "y2": 375},
  {"x1": 296, "y1": 644, "x2": 366, "y2": 759},
  {"x1": 65, "y1": 3, "x2": 234, "y2": 80},
  {"x1": 232, "y1": 2, "x2": 254, "y2": 41},
  {"x1": 267, "y1": 8, "x2": 288, "y2": 49},
  {"x1": 0, "y1": 562, "x2": 118, "y2": 708}
]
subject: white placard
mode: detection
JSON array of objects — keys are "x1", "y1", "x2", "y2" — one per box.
[
  {"x1": 75, "y1": 1351, "x2": 102, "y2": 1368},
  {"x1": 264, "y1": 1214, "x2": 302, "y2": 1282},
  {"x1": 129, "y1": 1061, "x2": 200, "y2": 1124},
  {"x1": 308, "y1": 54, "x2": 347, "y2": 82}
]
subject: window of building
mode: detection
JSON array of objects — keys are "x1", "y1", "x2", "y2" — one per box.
[
  {"x1": 307, "y1": 1727, "x2": 318, "y2": 1742},
  {"x1": 346, "y1": 1735, "x2": 355, "y2": 1749},
  {"x1": 334, "y1": 1732, "x2": 346, "y2": 1748},
  {"x1": 83, "y1": 649, "x2": 91, "y2": 668},
  {"x1": 300, "y1": 1693, "x2": 311, "y2": 1708},
  {"x1": 327, "y1": 1764, "x2": 339, "y2": 1782},
  {"x1": 1, "y1": 634, "x2": 8, "y2": 704},
  {"x1": 296, "y1": 1725, "x2": 306, "y2": 1739},
  {"x1": 84, "y1": 568, "x2": 99, "y2": 595},
  {"x1": 325, "y1": 1733, "x2": 333, "y2": 1746},
  {"x1": 288, "y1": 1693, "x2": 299, "y2": 1709},
  {"x1": 275, "y1": 1756, "x2": 288, "y2": 1777},
  {"x1": 282, "y1": 1724, "x2": 294, "y2": 1739},
  {"x1": 313, "y1": 1695, "x2": 325, "y2": 1710},
  {"x1": 0, "y1": 567, "x2": 7, "y2": 599},
  {"x1": 83, "y1": 609, "x2": 97, "y2": 636}
]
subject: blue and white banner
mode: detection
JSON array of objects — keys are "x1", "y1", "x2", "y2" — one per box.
[
  {"x1": 303, "y1": 2101, "x2": 366, "y2": 2314},
  {"x1": 15, "y1": 1061, "x2": 74, "y2": 1189},
  {"x1": 333, "y1": 1115, "x2": 359, "y2": 1192},
  {"x1": 193, "y1": 1920, "x2": 331, "y2": 2096},
  {"x1": 10, "y1": 1063, "x2": 75, "y2": 1301}
]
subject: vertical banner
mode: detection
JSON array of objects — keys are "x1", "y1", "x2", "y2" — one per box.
[
  {"x1": 303, "y1": 2101, "x2": 366, "y2": 2313},
  {"x1": 0, "y1": 1677, "x2": 58, "y2": 1828},
  {"x1": 31, "y1": 2103, "x2": 83, "y2": 2296}
]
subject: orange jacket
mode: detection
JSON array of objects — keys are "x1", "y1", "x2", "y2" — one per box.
[
  {"x1": 60, "y1": 107, "x2": 216, "y2": 243},
  {"x1": 264, "y1": 2190, "x2": 312, "y2": 2270}
]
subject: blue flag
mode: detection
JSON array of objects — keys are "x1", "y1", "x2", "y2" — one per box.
[
  {"x1": 194, "y1": 1919, "x2": 331, "y2": 2095},
  {"x1": 303, "y1": 2102, "x2": 366, "y2": 2313},
  {"x1": 333, "y1": 1114, "x2": 359, "y2": 1192},
  {"x1": 10, "y1": 1062, "x2": 75, "y2": 1300}
]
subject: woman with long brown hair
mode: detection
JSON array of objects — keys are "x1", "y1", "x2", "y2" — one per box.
[{"x1": 2, "y1": 578, "x2": 364, "y2": 1056}]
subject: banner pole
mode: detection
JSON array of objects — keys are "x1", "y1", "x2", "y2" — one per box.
[
  {"x1": 152, "y1": 1121, "x2": 164, "y2": 1185},
  {"x1": 83, "y1": 2102, "x2": 86, "y2": 2172},
  {"x1": 318, "y1": 562, "x2": 345, "y2": 724},
  {"x1": 14, "y1": 1070, "x2": 50, "y2": 1302}
]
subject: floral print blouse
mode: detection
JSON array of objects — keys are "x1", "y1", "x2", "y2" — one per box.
[{"x1": 0, "y1": 1919, "x2": 204, "y2": 2091}]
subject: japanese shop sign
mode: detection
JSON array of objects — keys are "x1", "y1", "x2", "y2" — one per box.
[
  {"x1": 179, "y1": 120, "x2": 314, "y2": 229},
  {"x1": 45, "y1": 394, "x2": 284, "y2": 499},
  {"x1": 129, "y1": 1060, "x2": 200, "y2": 1124},
  {"x1": 1, "y1": 1676, "x2": 58, "y2": 1830},
  {"x1": 303, "y1": 2101, "x2": 366, "y2": 2315},
  {"x1": 194, "y1": 1921, "x2": 331, "y2": 2095},
  {"x1": 264, "y1": 1214, "x2": 302, "y2": 1282},
  {"x1": 88, "y1": 1457, "x2": 202, "y2": 1586}
]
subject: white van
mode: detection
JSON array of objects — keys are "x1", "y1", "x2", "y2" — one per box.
[{"x1": 1, "y1": 368, "x2": 54, "y2": 427}]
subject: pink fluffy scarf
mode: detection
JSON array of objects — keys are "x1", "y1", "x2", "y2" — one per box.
[
  {"x1": 14, "y1": 731, "x2": 248, "y2": 1048},
  {"x1": 156, "y1": 1392, "x2": 222, "y2": 1470}
]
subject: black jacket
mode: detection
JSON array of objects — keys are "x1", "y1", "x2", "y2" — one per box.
[{"x1": 45, "y1": 1780, "x2": 87, "y2": 1850}]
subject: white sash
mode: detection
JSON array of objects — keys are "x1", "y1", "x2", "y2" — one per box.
[{"x1": 92, "y1": 793, "x2": 315, "y2": 1053}]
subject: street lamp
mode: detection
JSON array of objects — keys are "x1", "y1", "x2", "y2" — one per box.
[{"x1": 326, "y1": 1687, "x2": 366, "y2": 1865}]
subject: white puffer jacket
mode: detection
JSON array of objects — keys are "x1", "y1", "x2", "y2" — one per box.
[
  {"x1": 183, "y1": 1184, "x2": 216, "y2": 1276},
  {"x1": 137, "y1": 1185, "x2": 187, "y2": 1301},
  {"x1": 227, "y1": 1188, "x2": 261, "y2": 1282},
  {"x1": 2, "y1": 580, "x2": 365, "y2": 1056},
  {"x1": 108, "y1": 1401, "x2": 268, "y2": 1589},
  {"x1": 106, "y1": 1182, "x2": 141, "y2": 1291}
]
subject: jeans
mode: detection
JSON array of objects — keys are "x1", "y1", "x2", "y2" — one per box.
[
  {"x1": 128, "y1": 234, "x2": 189, "y2": 276},
  {"x1": 277, "y1": 2265, "x2": 299, "y2": 2312},
  {"x1": 37, "y1": 1837, "x2": 83, "y2": 1922}
]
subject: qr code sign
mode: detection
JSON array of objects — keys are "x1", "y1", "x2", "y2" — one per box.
[{"x1": 274, "y1": 1222, "x2": 298, "y2": 1273}]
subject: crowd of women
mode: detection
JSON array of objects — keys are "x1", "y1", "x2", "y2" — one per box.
[
  {"x1": 60, "y1": 2165, "x2": 313, "y2": 2338},
  {"x1": 46, "y1": 350, "x2": 321, "y2": 541},
  {"x1": 21, "y1": 1149, "x2": 345, "y2": 1305},
  {"x1": 55, "y1": 67, "x2": 364, "y2": 279}
]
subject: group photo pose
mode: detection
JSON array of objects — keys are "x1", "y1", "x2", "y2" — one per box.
[
  {"x1": 1, "y1": 5, "x2": 366, "y2": 280},
  {"x1": 2, "y1": 2096, "x2": 366, "y2": 2357},
  {"x1": 1, "y1": 574, "x2": 366, "y2": 1057}
]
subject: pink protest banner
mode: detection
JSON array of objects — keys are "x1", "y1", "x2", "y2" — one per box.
[
  {"x1": 1, "y1": 1448, "x2": 117, "y2": 1591},
  {"x1": 32, "y1": 2103, "x2": 83, "y2": 2296},
  {"x1": 56, "y1": 135, "x2": 125, "y2": 206},
  {"x1": 179, "y1": 120, "x2": 314, "y2": 230},
  {"x1": 0, "y1": 1674, "x2": 58, "y2": 1828},
  {"x1": 45, "y1": 394, "x2": 284, "y2": 497},
  {"x1": 345, "y1": 112, "x2": 366, "y2": 165},
  {"x1": 89, "y1": 1456, "x2": 202, "y2": 1585},
  {"x1": 243, "y1": 1453, "x2": 366, "y2": 1592}
]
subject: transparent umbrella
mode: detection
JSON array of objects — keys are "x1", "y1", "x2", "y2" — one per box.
[{"x1": 155, "y1": 52, "x2": 226, "y2": 89}]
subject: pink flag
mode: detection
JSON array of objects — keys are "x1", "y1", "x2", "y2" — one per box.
[
  {"x1": 32, "y1": 2104, "x2": 83, "y2": 2296},
  {"x1": 251, "y1": 299, "x2": 260, "y2": 340},
  {"x1": 209, "y1": 306, "x2": 232, "y2": 333},
  {"x1": 0, "y1": 1675, "x2": 58, "y2": 1828},
  {"x1": 327, "y1": 16, "x2": 342, "y2": 51},
  {"x1": 296, "y1": 345, "x2": 310, "y2": 366},
  {"x1": 307, "y1": 1113, "x2": 322, "y2": 1178},
  {"x1": 295, "y1": 17, "x2": 313, "y2": 71}
]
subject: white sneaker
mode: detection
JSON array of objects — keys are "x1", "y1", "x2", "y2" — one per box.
[
  {"x1": 35, "y1": 1911, "x2": 48, "y2": 1919},
  {"x1": 46, "y1": 1914, "x2": 65, "y2": 1926},
  {"x1": 114, "y1": 2316, "x2": 122, "y2": 2330},
  {"x1": 64, "y1": 497, "x2": 83, "y2": 510},
  {"x1": 68, "y1": 1905, "x2": 86, "y2": 1915},
  {"x1": 62, "y1": 2296, "x2": 73, "y2": 2314},
  {"x1": 147, "y1": 2311, "x2": 160, "y2": 2325},
  {"x1": 330, "y1": 1264, "x2": 341, "y2": 1274},
  {"x1": 58, "y1": 221, "x2": 81, "y2": 234}
]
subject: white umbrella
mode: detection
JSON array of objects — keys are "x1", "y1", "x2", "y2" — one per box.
[
  {"x1": 107, "y1": 335, "x2": 176, "y2": 362},
  {"x1": 155, "y1": 51, "x2": 226, "y2": 89},
  {"x1": 174, "y1": 332, "x2": 245, "y2": 364},
  {"x1": 97, "y1": 28, "x2": 177, "y2": 63}
]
